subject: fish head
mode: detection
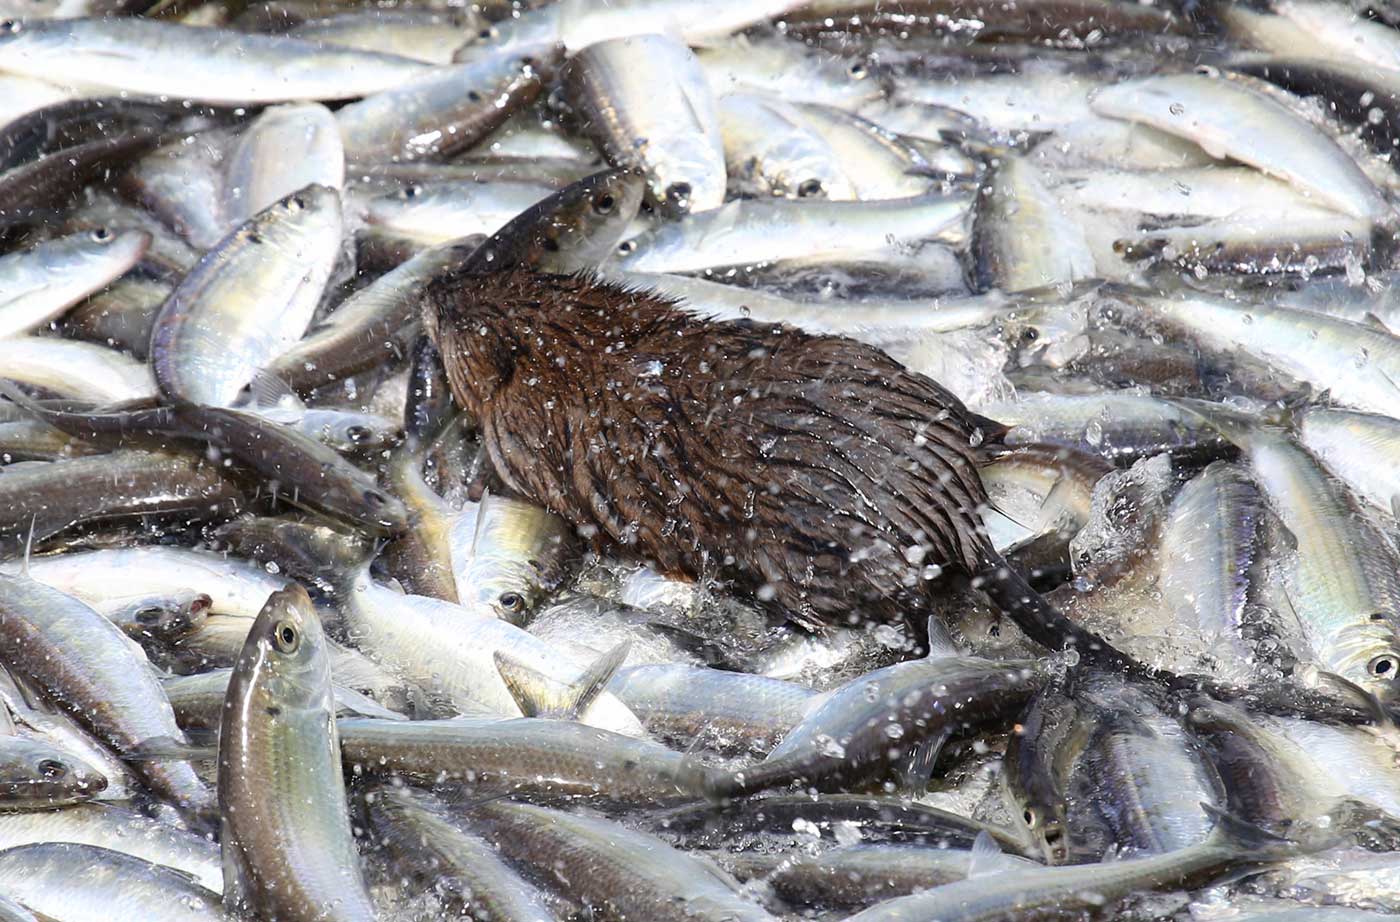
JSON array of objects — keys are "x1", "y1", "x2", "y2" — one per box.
[
  {"x1": 770, "y1": 145, "x2": 856, "y2": 202},
  {"x1": 524, "y1": 167, "x2": 647, "y2": 272},
  {"x1": 304, "y1": 409, "x2": 404, "y2": 455},
  {"x1": 1324, "y1": 618, "x2": 1400, "y2": 703},
  {"x1": 647, "y1": 136, "x2": 727, "y2": 218},
  {"x1": 237, "y1": 584, "x2": 333, "y2": 715},
  {"x1": 0, "y1": 738, "x2": 108, "y2": 807},
  {"x1": 1000, "y1": 300, "x2": 1091, "y2": 370},
  {"x1": 119, "y1": 590, "x2": 212, "y2": 641}
]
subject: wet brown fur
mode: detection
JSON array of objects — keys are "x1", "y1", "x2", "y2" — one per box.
[{"x1": 425, "y1": 268, "x2": 996, "y2": 630}]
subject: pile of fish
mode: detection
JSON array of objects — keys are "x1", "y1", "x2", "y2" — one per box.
[{"x1": 2, "y1": 0, "x2": 1400, "y2": 920}]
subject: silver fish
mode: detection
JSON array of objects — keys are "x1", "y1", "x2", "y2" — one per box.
[
  {"x1": 0, "y1": 802, "x2": 221, "y2": 891},
  {"x1": 365, "y1": 785, "x2": 556, "y2": 922},
  {"x1": 0, "y1": 228, "x2": 149, "y2": 338},
  {"x1": 219, "y1": 584, "x2": 377, "y2": 922},
  {"x1": 1296, "y1": 408, "x2": 1400, "y2": 517},
  {"x1": 718, "y1": 92, "x2": 854, "y2": 200},
  {"x1": 337, "y1": 44, "x2": 562, "y2": 163},
  {"x1": 0, "y1": 337, "x2": 154, "y2": 403},
  {"x1": 453, "y1": 492, "x2": 573, "y2": 624},
  {"x1": 0, "y1": 843, "x2": 222, "y2": 922},
  {"x1": 607, "y1": 663, "x2": 822, "y2": 754},
  {"x1": 972, "y1": 155, "x2": 1095, "y2": 292},
  {"x1": 563, "y1": 33, "x2": 726, "y2": 214},
  {"x1": 617, "y1": 192, "x2": 971, "y2": 273},
  {"x1": 0, "y1": 18, "x2": 430, "y2": 104},
  {"x1": 1090, "y1": 72, "x2": 1391, "y2": 222},
  {"x1": 150, "y1": 183, "x2": 343, "y2": 408},
  {"x1": 0, "y1": 573, "x2": 212, "y2": 817},
  {"x1": 842, "y1": 808, "x2": 1292, "y2": 921},
  {"x1": 224, "y1": 102, "x2": 344, "y2": 227},
  {"x1": 338, "y1": 715, "x2": 710, "y2": 803},
  {"x1": 468, "y1": 800, "x2": 779, "y2": 922}
]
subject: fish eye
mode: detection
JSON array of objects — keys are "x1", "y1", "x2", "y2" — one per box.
[
  {"x1": 273, "y1": 620, "x2": 299, "y2": 654},
  {"x1": 135, "y1": 606, "x2": 165, "y2": 625},
  {"x1": 665, "y1": 181, "x2": 692, "y2": 204},
  {"x1": 1022, "y1": 327, "x2": 1039, "y2": 343},
  {"x1": 478, "y1": 27, "x2": 495, "y2": 40},
  {"x1": 89, "y1": 227, "x2": 112, "y2": 243},
  {"x1": 467, "y1": 90, "x2": 482, "y2": 102},
  {"x1": 498, "y1": 592, "x2": 526, "y2": 614},
  {"x1": 1023, "y1": 807, "x2": 1039, "y2": 828},
  {"x1": 346, "y1": 425, "x2": 371, "y2": 443},
  {"x1": 37, "y1": 759, "x2": 67, "y2": 779},
  {"x1": 1369, "y1": 654, "x2": 1398, "y2": 679},
  {"x1": 848, "y1": 61, "x2": 868, "y2": 79},
  {"x1": 287, "y1": 195, "x2": 305, "y2": 212},
  {"x1": 402, "y1": 185, "x2": 421, "y2": 200},
  {"x1": 617, "y1": 240, "x2": 636, "y2": 255},
  {"x1": 0, "y1": 20, "x2": 20, "y2": 34},
  {"x1": 362, "y1": 489, "x2": 388, "y2": 507},
  {"x1": 797, "y1": 179, "x2": 824, "y2": 198},
  {"x1": 593, "y1": 193, "x2": 616, "y2": 215}
]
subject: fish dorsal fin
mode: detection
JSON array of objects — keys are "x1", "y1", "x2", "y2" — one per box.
[
  {"x1": 494, "y1": 641, "x2": 631, "y2": 719},
  {"x1": 967, "y1": 831, "x2": 1007, "y2": 878},
  {"x1": 20, "y1": 515, "x2": 34, "y2": 579},
  {"x1": 1364, "y1": 312, "x2": 1396, "y2": 335}
]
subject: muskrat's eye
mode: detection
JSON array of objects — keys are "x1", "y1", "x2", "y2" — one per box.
[
  {"x1": 1369, "y1": 654, "x2": 1398, "y2": 679},
  {"x1": 273, "y1": 620, "x2": 300, "y2": 654},
  {"x1": 593, "y1": 193, "x2": 616, "y2": 214}
]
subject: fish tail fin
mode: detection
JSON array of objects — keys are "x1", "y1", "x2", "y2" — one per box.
[
  {"x1": 494, "y1": 640, "x2": 631, "y2": 720},
  {"x1": 1202, "y1": 803, "x2": 1298, "y2": 859}
]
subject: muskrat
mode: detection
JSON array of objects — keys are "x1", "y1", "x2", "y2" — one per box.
[{"x1": 422, "y1": 266, "x2": 1138, "y2": 671}]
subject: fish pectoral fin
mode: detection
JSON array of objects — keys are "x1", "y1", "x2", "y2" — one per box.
[
  {"x1": 923, "y1": 615, "x2": 962, "y2": 660},
  {"x1": 242, "y1": 369, "x2": 307, "y2": 417},
  {"x1": 495, "y1": 640, "x2": 631, "y2": 719},
  {"x1": 119, "y1": 733, "x2": 216, "y2": 762},
  {"x1": 897, "y1": 728, "x2": 949, "y2": 798},
  {"x1": 966, "y1": 830, "x2": 1011, "y2": 879},
  {"x1": 221, "y1": 834, "x2": 257, "y2": 917},
  {"x1": 1314, "y1": 671, "x2": 1394, "y2": 729}
]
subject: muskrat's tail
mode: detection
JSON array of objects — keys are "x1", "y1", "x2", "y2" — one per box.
[
  {"x1": 974, "y1": 553, "x2": 1377, "y2": 723},
  {"x1": 972, "y1": 553, "x2": 1154, "y2": 681}
]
